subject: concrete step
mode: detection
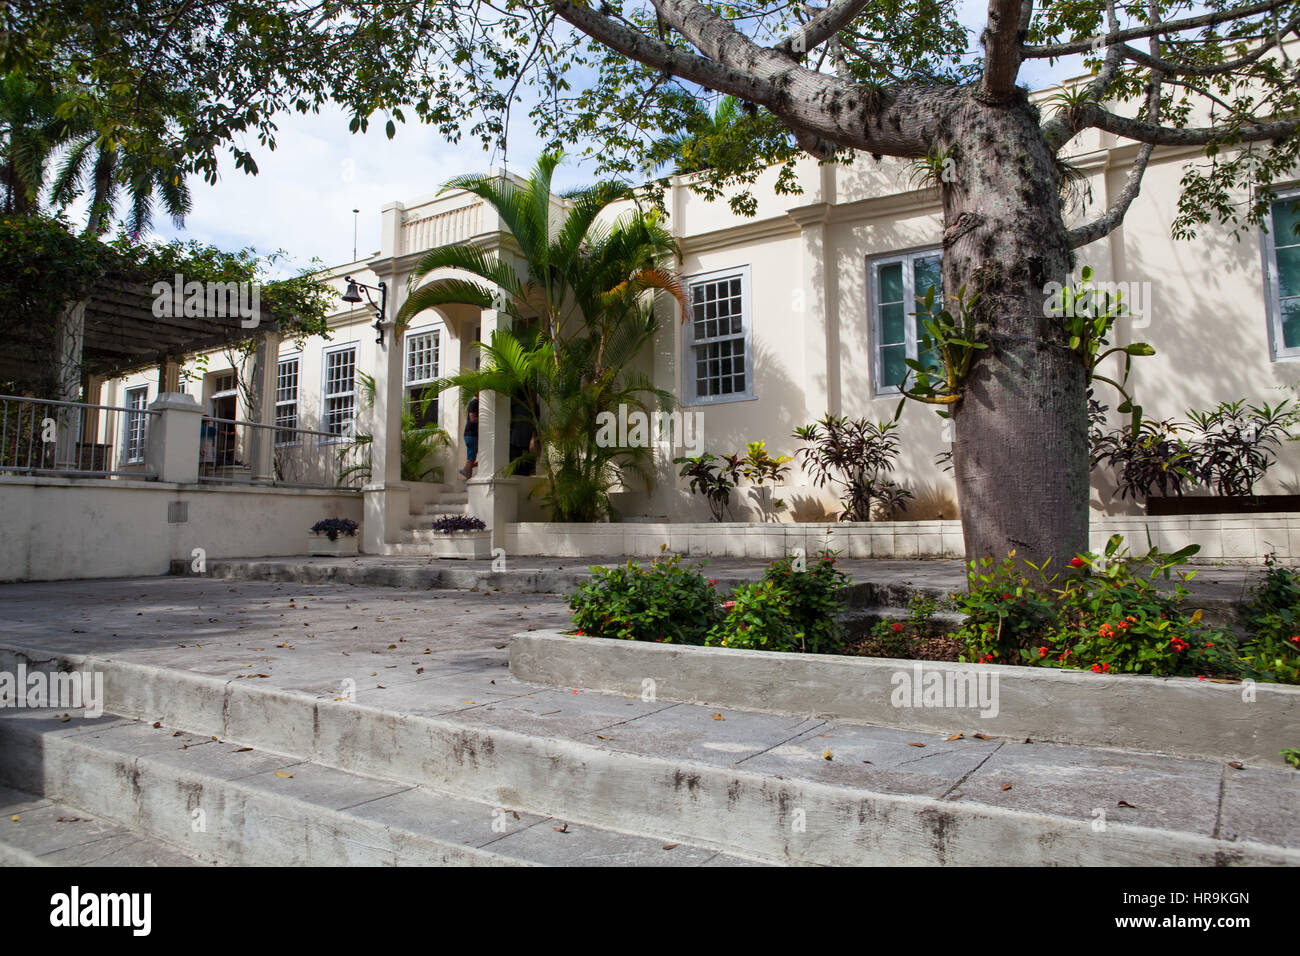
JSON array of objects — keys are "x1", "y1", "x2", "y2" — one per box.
[
  {"x1": 4, "y1": 644, "x2": 1294, "y2": 866},
  {"x1": 0, "y1": 709, "x2": 758, "y2": 867},
  {"x1": 190, "y1": 558, "x2": 563, "y2": 590},
  {"x1": 430, "y1": 492, "x2": 468, "y2": 508},
  {"x1": 0, "y1": 782, "x2": 205, "y2": 866}
]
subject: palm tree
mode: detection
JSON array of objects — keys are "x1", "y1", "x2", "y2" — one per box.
[
  {"x1": 652, "y1": 95, "x2": 744, "y2": 174},
  {"x1": 397, "y1": 153, "x2": 685, "y2": 521},
  {"x1": 52, "y1": 135, "x2": 192, "y2": 237},
  {"x1": 0, "y1": 72, "x2": 87, "y2": 215},
  {"x1": 0, "y1": 71, "x2": 191, "y2": 236}
]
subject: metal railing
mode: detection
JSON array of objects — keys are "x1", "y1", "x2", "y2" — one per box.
[
  {"x1": 0, "y1": 394, "x2": 159, "y2": 479},
  {"x1": 198, "y1": 416, "x2": 367, "y2": 490}
]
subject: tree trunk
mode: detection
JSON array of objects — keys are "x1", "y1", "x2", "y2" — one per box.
[
  {"x1": 938, "y1": 93, "x2": 1090, "y2": 573},
  {"x1": 83, "y1": 146, "x2": 116, "y2": 237}
]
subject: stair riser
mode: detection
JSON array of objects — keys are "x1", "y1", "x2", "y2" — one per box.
[
  {"x1": 0, "y1": 720, "x2": 524, "y2": 867},
  {"x1": 2, "y1": 646, "x2": 1289, "y2": 866}
]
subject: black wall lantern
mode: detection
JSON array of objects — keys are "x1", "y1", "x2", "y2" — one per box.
[{"x1": 341, "y1": 276, "x2": 388, "y2": 345}]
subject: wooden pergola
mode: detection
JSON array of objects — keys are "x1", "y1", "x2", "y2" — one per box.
[
  {"x1": 0, "y1": 272, "x2": 290, "y2": 399},
  {"x1": 79, "y1": 277, "x2": 274, "y2": 380}
]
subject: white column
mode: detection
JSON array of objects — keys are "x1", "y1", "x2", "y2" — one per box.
[
  {"x1": 248, "y1": 331, "x2": 281, "y2": 481},
  {"x1": 362, "y1": 275, "x2": 410, "y2": 553},
  {"x1": 466, "y1": 307, "x2": 518, "y2": 550},
  {"x1": 56, "y1": 300, "x2": 86, "y2": 402},
  {"x1": 788, "y1": 204, "x2": 839, "y2": 420},
  {"x1": 379, "y1": 202, "x2": 405, "y2": 260}
]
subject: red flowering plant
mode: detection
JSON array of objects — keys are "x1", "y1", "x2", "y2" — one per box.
[
  {"x1": 949, "y1": 551, "x2": 1059, "y2": 665},
  {"x1": 706, "y1": 551, "x2": 849, "y2": 653},
  {"x1": 1235, "y1": 554, "x2": 1300, "y2": 684},
  {"x1": 1036, "y1": 535, "x2": 1236, "y2": 677},
  {"x1": 864, "y1": 593, "x2": 946, "y2": 657}
]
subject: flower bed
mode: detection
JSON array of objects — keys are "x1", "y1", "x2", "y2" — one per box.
[{"x1": 565, "y1": 539, "x2": 1300, "y2": 686}]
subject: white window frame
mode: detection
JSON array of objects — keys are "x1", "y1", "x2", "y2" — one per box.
[
  {"x1": 403, "y1": 327, "x2": 440, "y2": 426},
  {"x1": 681, "y1": 264, "x2": 755, "y2": 406},
  {"x1": 1263, "y1": 186, "x2": 1300, "y2": 361},
  {"x1": 869, "y1": 247, "x2": 943, "y2": 396},
  {"x1": 274, "y1": 354, "x2": 300, "y2": 446},
  {"x1": 321, "y1": 343, "x2": 358, "y2": 441},
  {"x1": 123, "y1": 385, "x2": 149, "y2": 464}
]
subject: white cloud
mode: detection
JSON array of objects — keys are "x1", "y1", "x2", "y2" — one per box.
[{"x1": 149, "y1": 104, "x2": 599, "y2": 277}]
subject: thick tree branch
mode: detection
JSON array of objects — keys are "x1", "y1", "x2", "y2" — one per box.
[
  {"x1": 980, "y1": 0, "x2": 1029, "y2": 100},
  {"x1": 774, "y1": 0, "x2": 873, "y2": 59},
  {"x1": 553, "y1": 0, "x2": 935, "y2": 157},
  {"x1": 1114, "y1": 18, "x2": 1297, "y2": 76},
  {"x1": 1041, "y1": 0, "x2": 1123, "y2": 150},
  {"x1": 1023, "y1": 0, "x2": 1292, "y2": 58},
  {"x1": 1069, "y1": 3, "x2": 1165, "y2": 249},
  {"x1": 1074, "y1": 102, "x2": 1299, "y2": 144}
]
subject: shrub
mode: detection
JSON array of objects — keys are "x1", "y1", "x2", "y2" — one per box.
[
  {"x1": 310, "y1": 517, "x2": 358, "y2": 541},
  {"x1": 950, "y1": 554, "x2": 1061, "y2": 664},
  {"x1": 429, "y1": 514, "x2": 487, "y2": 533},
  {"x1": 1041, "y1": 538, "x2": 1235, "y2": 677},
  {"x1": 794, "y1": 412, "x2": 912, "y2": 520},
  {"x1": 567, "y1": 554, "x2": 724, "y2": 644},
  {"x1": 950, "y1": 536, "x2": 1234, "y2": 676},
  {"x1": 864, "y1": 593, "x2": 944, "y2": 657},
  {"x1": 673, "y1": 452, "x2": 742, "y2": 522},
  {"x1": 707, "y1": 552, "x2": 850, "y2": 653},
  {"x1": 704, "y1": 577, "x2": 799, "y2": 651},
  {"x1": 1183, "y1": 399, "x2": 1295, "y2": 496},
  {"x1": 1090, "y1": 407, "x2": 1196, "y2": 501},
  {"x1": 1237, "y1": 554, "x2": 1300, "y2": 684}
]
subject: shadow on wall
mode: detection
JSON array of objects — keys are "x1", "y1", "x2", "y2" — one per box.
[
  {"x1": 889, "y1": 479, "x2": 960, "y2": 521},
  {"x1": 1098, "y1": 186, "x2": 1300, "y2": 500}
]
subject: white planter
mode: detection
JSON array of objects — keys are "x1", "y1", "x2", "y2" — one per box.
[
  {"x1": 307, "y1": 533, "x2": 359, "y2": 556},
  {"x1": 428, "y1": 531, "x2": 491, "y2": 559}
]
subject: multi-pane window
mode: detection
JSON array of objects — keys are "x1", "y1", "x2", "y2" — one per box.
[
  {"x1": 323, "y1": 346, "x2": 357, "y2": 437},
  {"x1": 871, "y1": 250, "x2": 942, "y2": 394},
  {"x1": 685, "y1": 268, "x2": 751, "y2": 403},
  {"x1": 124, "y1": 386, "x2": 149, "y2": 463},
  {"x1": 404, "y1": 330, "x2": 439, "y2": 426},
  {"x1": 274, "y1": 356, "x2": 299, "y2": 444},
  {"x1": 1266, "y1": 191, "x2": 1300, "y2": 359}
]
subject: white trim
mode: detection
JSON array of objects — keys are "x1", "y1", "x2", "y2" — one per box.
[
  {"x1": 681, "y1": 264, "x2": 754, "y2": 406},
  {"x1": 868, "y1": 246, "x2": 943, "y2": 396},
  {"x1": 1262, "y1": 186, "x2": 1300, "y2": 362}
]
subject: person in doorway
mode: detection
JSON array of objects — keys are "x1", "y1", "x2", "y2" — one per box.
[
  {"x1": 459, "y1": 394, "x2": 479, "y2": 479},
  {"x1": 508, "y1": 397, "x2": 538, "y2": 477}
]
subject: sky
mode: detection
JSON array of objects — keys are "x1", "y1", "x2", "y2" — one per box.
[{"x1": 124, "y1": 1, "x2": 1081, "y2": 277}]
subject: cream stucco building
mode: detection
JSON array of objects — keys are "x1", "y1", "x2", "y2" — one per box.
[{"x1": 98, "y1": 109, "x2": 1300, "y2": 554}]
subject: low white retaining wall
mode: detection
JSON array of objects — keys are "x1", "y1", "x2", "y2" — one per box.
[
  {"x1": 512, "y1": 631, "x2": 1298, "y2": 763},
  {"x1": 0, "y1": 476, "x2": 362, "y2": 582},
  {"x1": 506, "y1": 513, "x2": 1300, "y2": 563}
]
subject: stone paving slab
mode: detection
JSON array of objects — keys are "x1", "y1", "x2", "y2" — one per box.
[
  {"x1": 0, "y1": 783, "x2": 203, "y2": 866},
  {"x1": 1, "y1": 575, "x2": 1296, "y2": 860}
]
